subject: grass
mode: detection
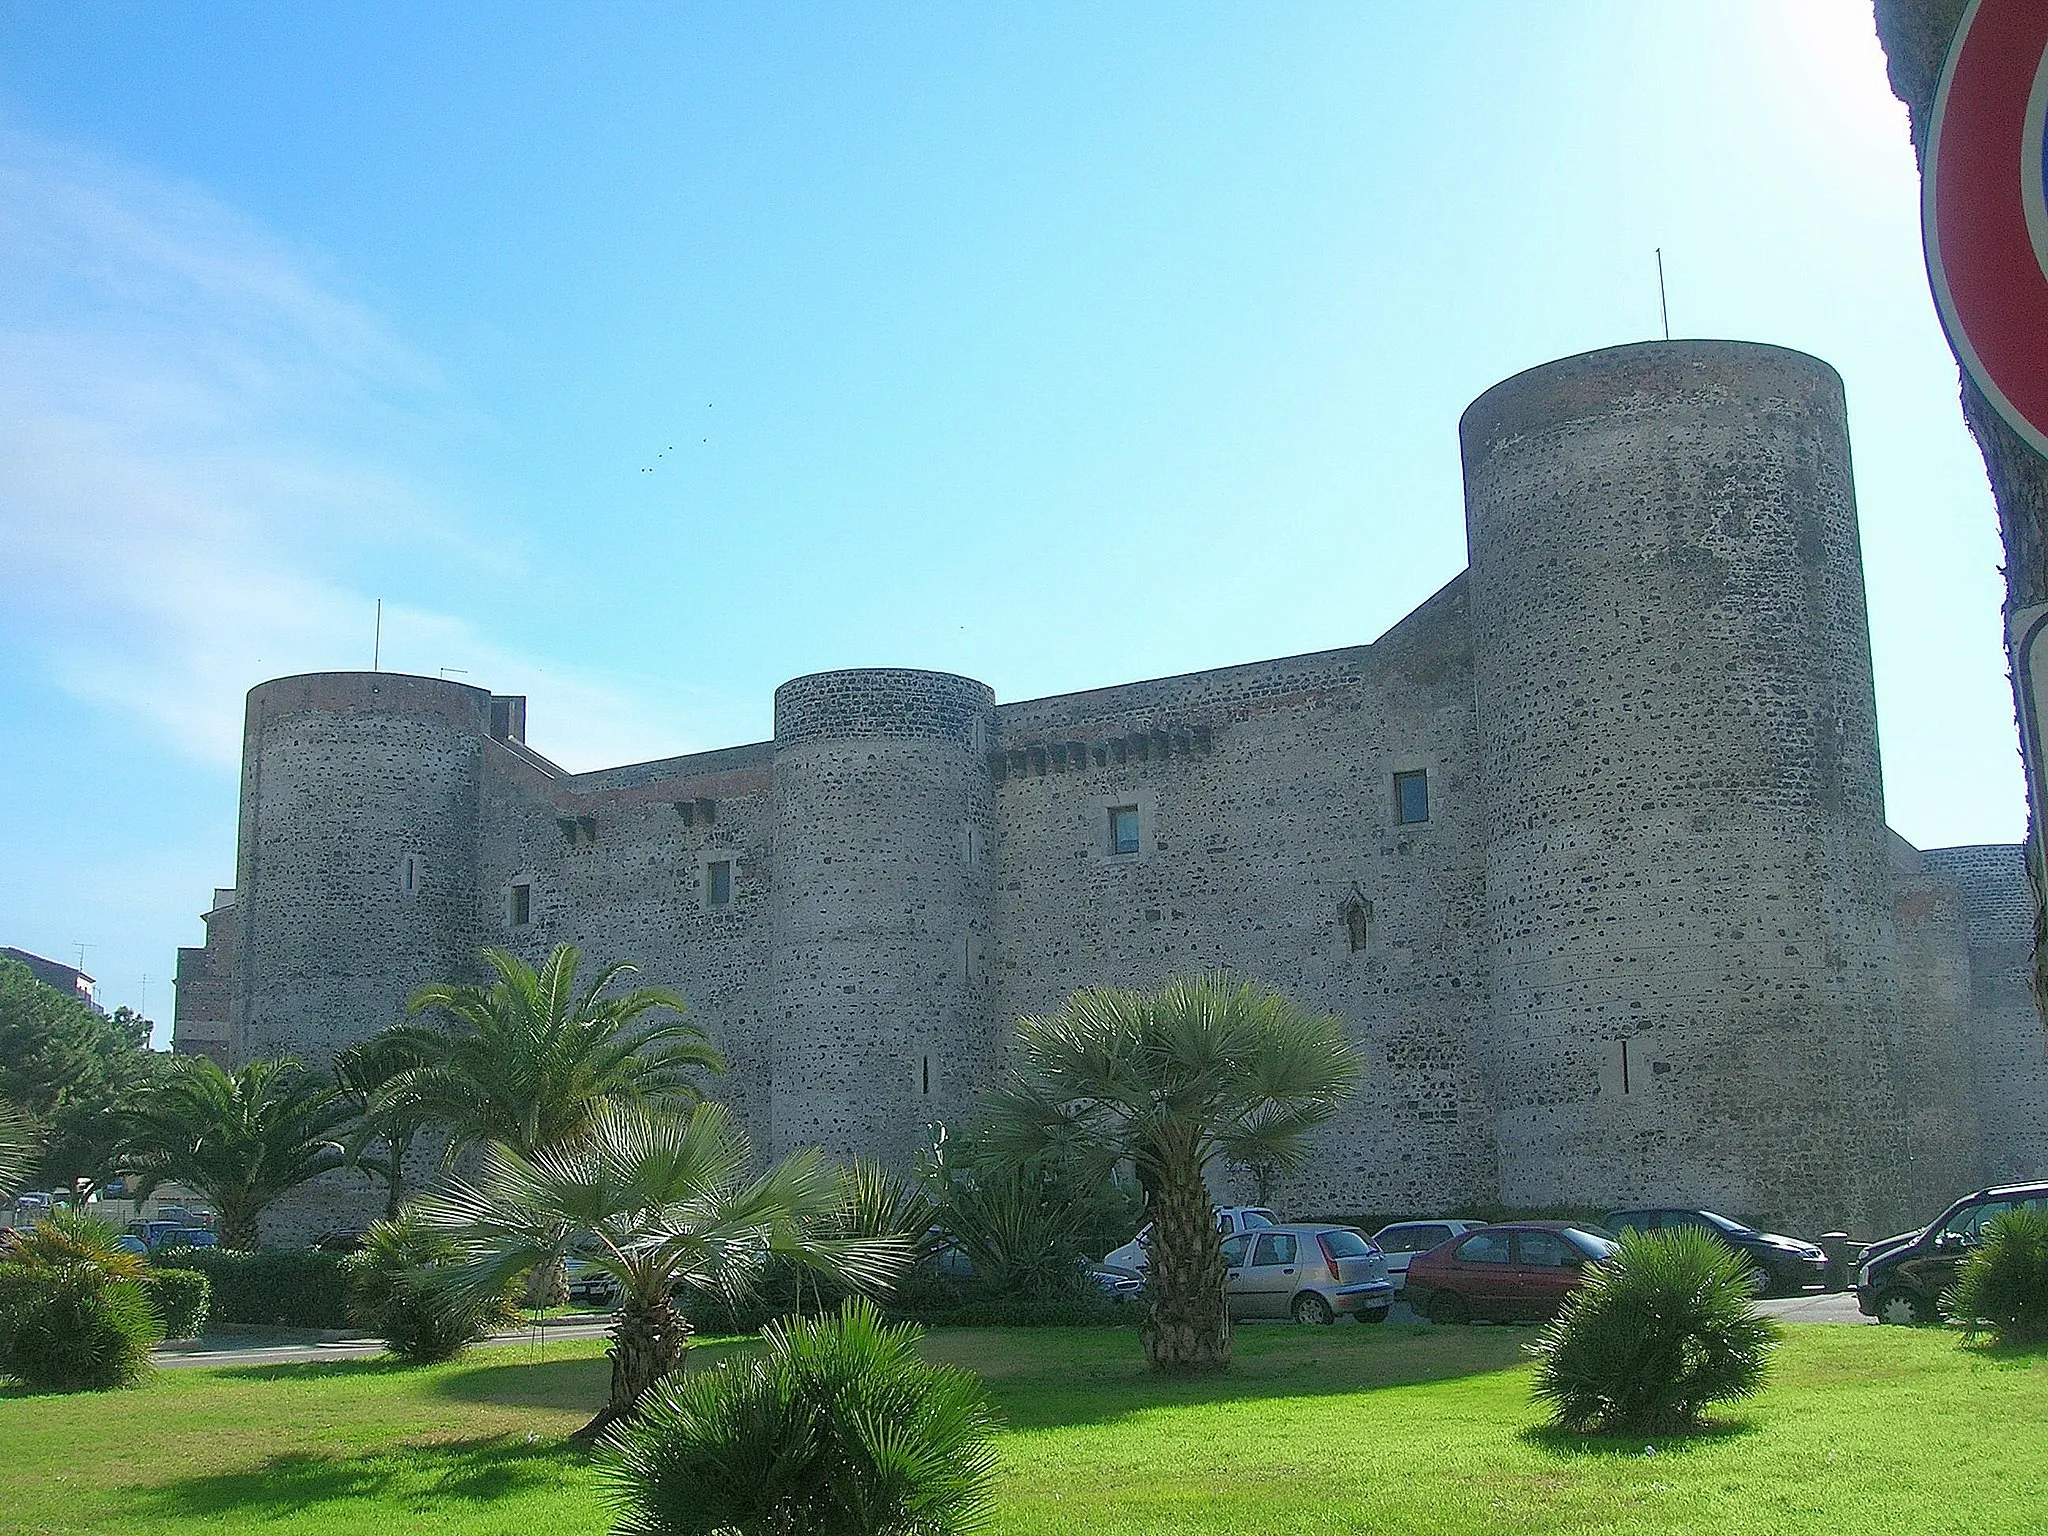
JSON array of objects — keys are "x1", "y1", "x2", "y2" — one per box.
[{"x1": 0, "y1": 1324, "x2": 2039, "y2": 1534}]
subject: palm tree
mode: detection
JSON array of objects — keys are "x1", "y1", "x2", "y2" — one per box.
[
  {"x1": 980, "y1": 973, "x2": 1359, "y2": 1373},
  {"x1": 333, "y1": 1033, "x2": 431, "y2": 1220},
  {"x1": 115, "y1": 1057, "x2": 356, "y2": 1250},
  {"x1": 414, "y1": 1100, "x2": 910, "y2": 1441},
  {"x1": 370, "y1": 945, "x2": 724, "y2": 1162}
]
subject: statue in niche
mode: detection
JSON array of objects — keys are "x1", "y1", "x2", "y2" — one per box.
[{"x1": 1342, "y1": 885, "x2": 1373, "y2": 952}]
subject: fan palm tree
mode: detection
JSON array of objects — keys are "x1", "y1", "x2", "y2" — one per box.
[
  {"x1": 369, "y1": 945, "x2": 723, "y2": 1162},
  {"x1": 115, "y1": 1057, "x2": 356, "y2": 1250},
  {"x1": 414, "y1": 1100, "x2": 911, "y2": 1441},
  {"x1": 980, "y1": 973, "x2": 1359, "y2": 1373}
]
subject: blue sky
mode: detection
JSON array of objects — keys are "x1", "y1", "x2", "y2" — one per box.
[{"x1": 0, "y1": 2, "x2": 2020, "y2": 1040}]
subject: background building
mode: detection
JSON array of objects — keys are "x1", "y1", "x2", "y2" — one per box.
[{"x1": 180, "y1": 340, "x2": 2048, "y2": 1242}]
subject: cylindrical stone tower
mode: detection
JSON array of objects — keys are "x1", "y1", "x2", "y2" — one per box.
[
  {"x1": 233, "y1": 672, "x2": 486, "y2": 1069},
  {"x1": 770, "y1": 668, "x2": 997, "y2": 1166},
  {"x1": 1463, "y1": 341, "x2": 1902, "y2": 1233}
]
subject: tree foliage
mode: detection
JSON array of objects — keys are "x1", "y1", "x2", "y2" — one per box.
[
  {"x1": 369, "y1": 945, "x2": 723, "y2": 1163},
  {"x1": 0, "y1": 960, "x2": 155, "y2": 1193},
  {"x1": 601, "y1": 1297, "x2": 999, "y2": 1536},
  {"x1": 414, "y1": 1100, "x2": 911, "y2": 1439},
  {"x1": 116, "y1": 1057, "x2": 355, "y2": 1249},
  {"x1": 1948, "y1": 1207, "x2": 2048, "y2": 1348},
  {"x1": 343, "y1": 1208, "x2": 516, "y2": 1363},
  {"x1": 980, "y1": 973, "x2": 1357, "y2": 1373},
  {"x1": 1528, "y1": 1227, "x2": 1778, "y2": 1435},
  {"x1": 0, "y1": 1211, "x2": 162, "y2": 1391}
]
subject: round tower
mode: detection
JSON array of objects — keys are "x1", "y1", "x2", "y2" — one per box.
[
  {"x1": 770, "y1": 668, "x2": 997, "y2": 1166},
  {"x1": 1463, "y1": 340, "x2": 1901, "y2": 1232},
  {"x1": 233, "y1": 672, "x2": 487, "y2": 1069}
]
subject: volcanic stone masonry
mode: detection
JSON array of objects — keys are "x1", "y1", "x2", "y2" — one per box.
[{"x1": 176, "y1": 339, "x2": 2048, "y2": 1243}]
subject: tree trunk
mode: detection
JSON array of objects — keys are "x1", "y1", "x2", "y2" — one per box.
[
  {"x1": 1139, "y1": 1149, "x2": 1231, "y2": 1374},
  {"x1": 1873, "y1": 0, "x2": 2048, "y2": 1012},
  {"x1": 576, "y1": 1289, "x2": 692, "y2": 1442},
  {"x1": 217, "y1": 1200, "x2": 259, "y2": 1251},
  {"x1": 522, "y1": 1255, "x2": 568, "y2": 1310}
]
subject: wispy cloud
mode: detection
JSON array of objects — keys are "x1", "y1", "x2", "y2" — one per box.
[{"x1": 0, "y1": 121, "x2": 695, "y2": 772}]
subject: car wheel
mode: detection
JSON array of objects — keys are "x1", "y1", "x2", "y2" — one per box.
[
  {"x1": 1424, "y1": 1290, "x2": 1469, "y2": 1325},
  {"x1": 1875, "y1": 1290, "x2": 1934, "y2": 1327},
  {"x1": 1743, "y1": 1265, "x2": 1775, "y2": 1297},
  {"x1": 1292, "y1": 1292, "x2": 1337, "y2": 1326}
]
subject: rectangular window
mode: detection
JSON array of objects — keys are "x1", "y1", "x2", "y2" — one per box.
[
  {"x1": 1394, "y1": 769, "x2": 1430, "y2": 825},
  {"x1": 1109, "y1": 805, "x2": 1140, "y2": 855},
  {"x1": 707, "y1": 860, "x2": 732, "y2": 908},
  {"x1": 509, "y1": 883, "x2": 531, "y2": 926},
  {"x1": 401, "y1": 855, "x2": 418, "y2": 894}
]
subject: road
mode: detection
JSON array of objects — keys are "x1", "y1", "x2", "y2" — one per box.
[{"x1": 155, "y1": 1289, "x2": 1869, "y2": 1369}]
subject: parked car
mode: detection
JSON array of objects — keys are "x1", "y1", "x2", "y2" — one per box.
[
  {"x1": 1103, "y1": 1206, "x2": 1275, "y2": 1273},
  {"x1": 1602, "y1": 1208, "x2": 1827, "y2": 1295},
  {"x1": 128, "y1": 1219, "x2": 216, "y2": 1252},
  {"x1": 311, "y1": 1229, "x2": 368, "y2": 1253},
  {"x1": 563, "y1": 1253, "x2": 621, "y2": 1304},
  {"x1": 1086, "y1": 1263, "x2": 1145, "y2": 1301},
  {"x1": 113, "y1": 1234, "x2": 150, "y2": 1255},
  {"x1": 1857, "y1": 1181, "x2": 2048, "y2": 1326},
  {"x1": 1219, "y1": 1223, "x2": 1393, "y2": 1324},
  {"x1": 1371, "y1": 1219, "x2": 1488, "y2": 1291},
  {"x1": 1404, "y1": 1222, "x2": 1617, "y2": 1323}
]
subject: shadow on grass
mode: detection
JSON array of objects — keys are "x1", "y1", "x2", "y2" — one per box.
[
  {"x1": 431, "y1": 1334, "x2": 756, "y2": 1410},
  {"x1": 922, "y1": 1321, "x2": 1539, "y2": 1431},
  {"x1": 1519, "y1": 1418, "x2": 1759, "y2": 1458},
  {"x1": 132, "y1": 1435, "x2": 585, "y2": 1520}
]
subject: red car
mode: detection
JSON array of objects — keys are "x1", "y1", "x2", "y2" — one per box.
[{"x1": 1403, "y1": 1221, "x2": 1617, "y2": 1323}]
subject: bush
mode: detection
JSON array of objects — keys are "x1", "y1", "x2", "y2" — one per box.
[
  {"x1": 343, "y1": 1210, "x2": 517, "y2": 1363},
  {"x1": 1528, "y1": 1227, "x2": 1777, "y2": 1435},
  {"x1": 602, "y1": 1297, "x2": 998, "y2": 1536},
  {"x1": 151, "y1": 1247, "x2": 350, "y2": 1329},
  {"x1": 0, "y1": 1213, "x2": 162, "y2": 1391},
  {"x1": 1948, "y1": 1207, "x2": 2048, "y2": 1347},
  {"x1": 142, "y1": 1267, "x2": 211, "y2": 1340}
]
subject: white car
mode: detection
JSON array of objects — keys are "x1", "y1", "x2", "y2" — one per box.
[
  {"x1": 1371, "y1": 1219, "x2": 1488, "y2": 1290},
  {"x1": 1104, "y1": 1206, "x2": 1277, "y2": 1273}
]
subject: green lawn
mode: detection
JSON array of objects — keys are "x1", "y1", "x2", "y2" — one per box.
[{"x1": 0, "y1": 1324, "x2": 2039, "y2": 1534}]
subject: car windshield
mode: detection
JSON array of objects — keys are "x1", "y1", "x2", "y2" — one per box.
[
  {"x1": 1241, "y1": 1210, "x2": 1275, "y2": 1230},
  {"x1": 1698, "y1": 1211, "x2": 1755, "y2": 1236},
  {"x1": 1566, "y1": 1229, "x2": 1618, "y2": 1258},
  {"x1": 1318, "y1": 1229, "x2": 1374, "y2": 1258}
]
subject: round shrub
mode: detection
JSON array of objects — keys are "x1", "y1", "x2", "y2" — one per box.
[
  {"x1": 1528, "y1": 1226, "x2": 1777, "y2": 1435},
  {"x1": 344, "y1": 1209, "x2": 517, "y2": 1363},
  {"x1": 1947, "y1": 1206, "x2": 2048, "y2": 1347},
  {"x1": 601, "y1": 1296, "x2": 998, "y2": 1536},
  {"x1": 142, "y1": 1267, "x2": 212, "y2": 1340},
  {"x1": 0, "y1": 1213, "x2": 163, "y2": 1391}
]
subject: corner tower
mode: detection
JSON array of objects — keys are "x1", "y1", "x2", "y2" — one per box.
[
  {"x1": 1462, "y1": 341, "x2": 1902, "y2": 1232},
  {"x1": 232, "y1": 672, "x2": 488, "y2": 1067},
  {"x1": 769, "y1": 668, "x2": 997, "y2": 1165}
]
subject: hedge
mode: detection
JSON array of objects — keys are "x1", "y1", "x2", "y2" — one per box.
[
  {"x1": 150, "y1": 1248, "x2": 351, "y2": 1330},
  {"x1": 141, "y1": 1268, "x2": 211, "y2": 1340}
]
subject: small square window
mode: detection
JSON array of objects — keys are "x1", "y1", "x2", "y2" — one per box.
[
  {"x1": 1394, "y1": 770, "x2": 1430, "y2": 825},
  {"x1": 1109, "y1": 806, "x2": 1140, "y2": 856},
  {"x1": 509, "y1": 883, "x2": 531, "y2": 926},
  {"x1": 707, "y1": 860, "x2": 732, "y2": 908}
]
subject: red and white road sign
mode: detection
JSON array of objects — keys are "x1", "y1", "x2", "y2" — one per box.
[{"x1": 1924, "y1": 0, "x2": 2048, "y2": 457}]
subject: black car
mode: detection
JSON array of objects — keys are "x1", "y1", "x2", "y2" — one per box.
[
  {"x1": 1602, "y1": 1208, "x2": 1828, "y2": 1295},
  {"x1": 1856, "y1": 1182, "x2": 2048, "y2": 1326}
]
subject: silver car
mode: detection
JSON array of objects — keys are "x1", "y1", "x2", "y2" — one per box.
[{"x1": 1220, "y1": 1223, "x2": 1393, "y2": 1324}]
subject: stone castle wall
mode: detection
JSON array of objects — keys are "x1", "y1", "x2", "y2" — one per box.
[{"x1": 209, "y1": 339, "x2": 2039, "y2": 1244}]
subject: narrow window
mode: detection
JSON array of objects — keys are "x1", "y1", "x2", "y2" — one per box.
[
  {"x1": 1394, "y1": 770, "x2": 1430, "y2": 825},
  {"x1": 1109, "y1": 805, "x2": 1140, "y2": 855},
  {"x1": 707, "y1": 860, "x2": 732, "y2": 908},
  {"x1": 401, "y1": 855, "x2": 418, "y2": 894},
  {"x1": 509, "y1": 883, "x2": 531, "y2": 926},
  {"x1": 1620, "y1": 1037, "x2": 1632, "y2": 1095},
  {"x1": 921, "y1": 1055, "x2": 931, "y2": 1096}
]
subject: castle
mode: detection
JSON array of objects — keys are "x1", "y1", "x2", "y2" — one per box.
[{"x1": 174, "y1": 340, "x2": 2048, "y2": 1239}]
